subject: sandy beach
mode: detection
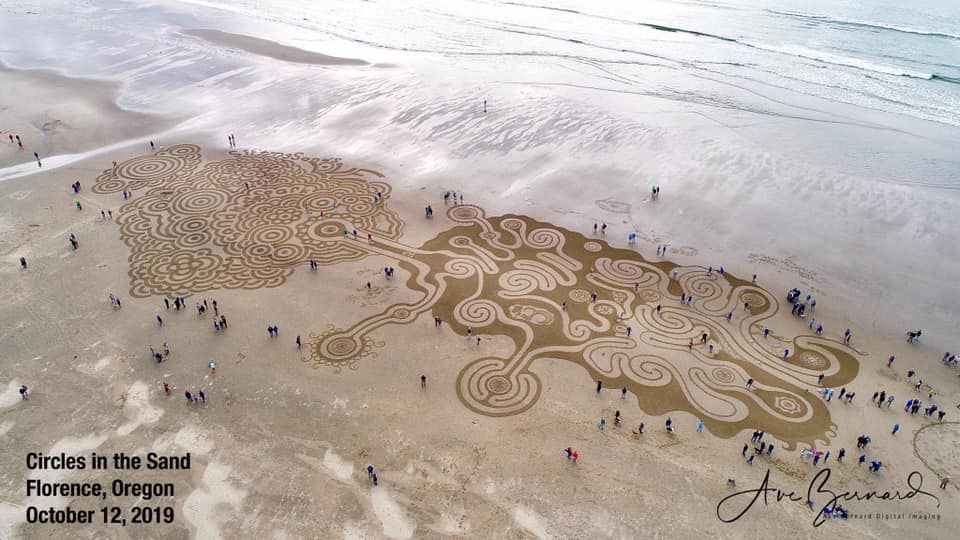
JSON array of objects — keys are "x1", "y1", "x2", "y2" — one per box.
[{"x1": 1, "y1": 1, "x2": 959, "y2": 539}]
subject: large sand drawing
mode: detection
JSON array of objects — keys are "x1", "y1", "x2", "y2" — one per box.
[{"x1": 94, "y1": 146, "x2": 859, "y2": 447}]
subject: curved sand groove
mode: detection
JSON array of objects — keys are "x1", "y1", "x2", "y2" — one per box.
[{"x1": 97, "y1": 147, "x2": 857, "y2": 447}]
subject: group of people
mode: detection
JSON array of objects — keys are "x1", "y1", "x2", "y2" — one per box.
[
  {"x1": 442, "y1": 191, "x2": 464, "y2": 205},
  {"x1": 742, "y1": 430, "x2": 776, "y2": 465},
  {"x1": 7, "y1": 132, "x2": 24, "y2": 148}
]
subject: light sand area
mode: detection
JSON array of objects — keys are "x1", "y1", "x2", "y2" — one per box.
[
  {"x1": 0, "y1": 64, "x2": 174, "y2": 173},
  {"x1": 0, "y1": 64, "x2": 958, "y2": 540},
  {"x1": 181, "y1": 29, "x2": 368, "y2": 66},
  {"x1": 1, "y1": 140, "x2": 957, "y2": 540}
]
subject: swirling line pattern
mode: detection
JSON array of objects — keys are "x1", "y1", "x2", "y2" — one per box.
[
  {"x1": 97, "y1": 147, "x2": 404, "y2": 297},
  {"x1": 100, "y1": 147, "x2": 859, "y2": 447}
]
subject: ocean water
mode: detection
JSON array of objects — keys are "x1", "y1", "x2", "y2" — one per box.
[
  {"x1": 121, "y1": 0, "x2": 957, "y2": 187},
  {"x1": 174, "y1": 0, "x2": 960, "y2": 127},
  {"x1": 0, "y1": 0, "x2": 959, "y2": 340}
]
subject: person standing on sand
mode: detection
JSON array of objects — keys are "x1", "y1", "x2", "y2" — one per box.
[
  {"x1": 163, "y1": 382, "x2": 171, "y2": 396},
  {"x1": 19, "y1": 385, "x2": 29, "y2": 400},
  {"x1": 596, "y1": 380, "x2": 602, "y2": 395},
  {"x1": 150, "y1": 141, "x2": 155, "y2": 151},
  {"x1": 598, "y1": 418, "x2": 606, "y2": 430},
  {"x1": 697, "y1": 419, "x2": 704, "y2": 433},
  {"x1": 296, "y1": 335, "x2": 301, "y2": 349},
  {"x1": 421, "y1": 375, "x2": 427, "y2": 388},
  {"x1": 941, "y1": 476, "x2": 951, "y2": 489},
  {"x1": 742, "y1": 443, "x2": 748, "y2": 456},
  {"x1": 20, "y1": 257, "x2": 26, "y2": 269},
  {"x1": 156, "y1": 315, "x2": 163, "y2": 327}
]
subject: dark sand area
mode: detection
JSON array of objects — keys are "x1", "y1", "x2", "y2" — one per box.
[{"x1": 182, "y1": 28, "x2": 368, "y2": 66}]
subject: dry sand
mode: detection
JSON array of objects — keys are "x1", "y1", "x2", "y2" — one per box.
[{"x1": 0, "y1": 62, "x2": 957, "y2": 540}]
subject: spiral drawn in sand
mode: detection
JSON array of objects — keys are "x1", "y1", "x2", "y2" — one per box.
[
  {"x1": 308, "y1": 326, "x2": 383, "y2": 372},
  {"x1": 456, "y1": 299, "x2": 500, "y2": 327},
  {"x1": 448, "y1": 205, "x2": 483, "y2": 223},
  {"x1": 508, "y1": 304, "x2": 555, "y2": 326},
  {"x1": 456, "y1": 358, "x2": 541, "y2": 417},
  {"x1": 99, "y1": 146, "x2": 854, "y2": 446}
]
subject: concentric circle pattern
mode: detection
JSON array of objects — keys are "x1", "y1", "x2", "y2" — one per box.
[
  {"x1": 98, "y1": 145, "x2": 858, "y2": 448},
  {"x1": 100, "y1": 147, "x2": 404, "y2": 297}
]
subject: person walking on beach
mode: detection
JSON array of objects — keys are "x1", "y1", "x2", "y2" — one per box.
[
  {"x1": 150, "y1": 141, "x2": 155, "y2": 151},
  {"x1": 156, "y1": 315, "x2": 163, "y2": 327},
  {"x1": 598, "y1": 418, "x2": 606, "y2": 430},
  {"x1": 892, "y1": 423, "x2": 900, "y2": 435},
  {"x1": 296, "y1": 335, "x2": 301, "y2": 349},
  {"x1": 19, "y1": 385, "x2": 29, "y2": 400},
  {"x1": 420, "y1": 375, "x2": 427, "y2": 388},
  {"x1": 697, "y1": 419, "x2": 704, "y2": 433},
  {"x1": 163, "y1": 382, "x2": 171, "y2": 396},
  {"x1": 941, "y1": 476, "x2": 951, "y2": 489},
  {"x1": 596, "y1": 380, "x2": 602, "y2": 395},
  {"x1": 20, "y1": 257, "x2": 26, "y2": 269}
]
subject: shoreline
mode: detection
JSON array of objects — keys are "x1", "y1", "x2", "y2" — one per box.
[{"x1": 181, "y1": 28, "x2": 369, "y2": 66}]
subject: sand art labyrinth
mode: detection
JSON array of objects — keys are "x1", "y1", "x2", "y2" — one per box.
[{"x1": 96, "y1": 147, "x2": 861, "y2": 447}]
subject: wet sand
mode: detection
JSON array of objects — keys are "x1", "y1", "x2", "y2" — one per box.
[{"x1": 182, "y1": 29, "x2": 368, "y2": 66}]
